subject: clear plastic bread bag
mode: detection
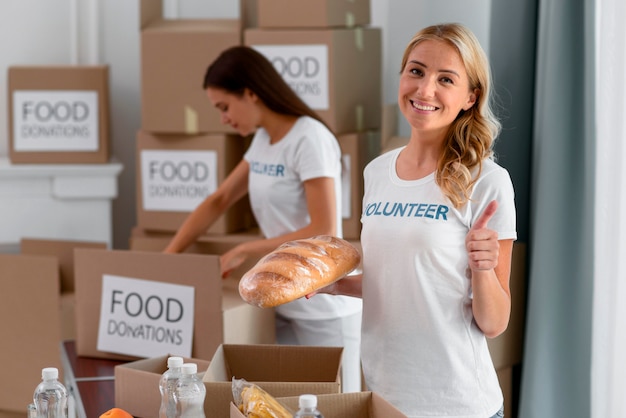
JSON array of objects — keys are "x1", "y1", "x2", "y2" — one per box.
[{"x1": 232, "y1": 377, "x2": 294, "y2": 418}]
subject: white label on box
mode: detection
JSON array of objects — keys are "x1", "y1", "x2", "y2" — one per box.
[
  {"x1": 97, "y1": 274, "x2": 195, "y2": 358},
  {"x1": 12, "y1": 90, "x2": 99, "y2": 151},
  {"x1": 342, "y1": 154, "x2": 351, "y2": 219},
  {"x1": 252, "y1": 44, "x2": 329, "y2": 110},
  {"x1": 141, "y1": 149, "x2": 218, "y2": 212}
]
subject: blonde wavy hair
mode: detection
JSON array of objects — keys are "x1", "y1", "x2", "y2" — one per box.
[{"x1": 400, "y1": 23, "x2": 501, "y2": 208}]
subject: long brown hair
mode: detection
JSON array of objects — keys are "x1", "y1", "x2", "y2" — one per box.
[
  {"x1": 203, "y1": 46, "x2": 328, "y2": 128},
  {"x1": 400, "y1": 23, "x2": 501, "y2": 208}
]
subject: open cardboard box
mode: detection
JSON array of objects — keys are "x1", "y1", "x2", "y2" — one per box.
[
  {"x1": 204, "y1": 344, "x2": 343, "y2": 418},
  {"x1": 128, "y1": 227, "x2": 264, "y2": 282},
  {"x1": 73, "y1": 248, "x2": 275, "y2": 361},
  {"x1": 114, "y1": 354, "x2": 211, "y2": 418},
  {"x1": 230, "y1": 391, "x2": 407, "y2": 418},
  {"x1": 20, "y1": 237, "x2": 108, "y2": 340}
]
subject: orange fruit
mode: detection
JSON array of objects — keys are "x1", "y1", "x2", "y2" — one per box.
[{"x1": 99, "y1": 407, "x2": 134, "y2": 418}]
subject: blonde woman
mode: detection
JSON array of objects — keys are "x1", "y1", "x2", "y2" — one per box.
[{"x1": 313, "y1": 23, "x2": 516, "y2": 417}]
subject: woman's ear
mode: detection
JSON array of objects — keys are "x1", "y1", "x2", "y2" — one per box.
[
  {"x1": 244, "y1": 87, "x2": 258, "y2": 103},
  {"x1": 463, "y1": 88, "x2": 479, "y2": 111}
]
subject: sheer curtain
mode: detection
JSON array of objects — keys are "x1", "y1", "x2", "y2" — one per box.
[{"x1": 592, "y1": 0, "x2": 626, "y2": 416}]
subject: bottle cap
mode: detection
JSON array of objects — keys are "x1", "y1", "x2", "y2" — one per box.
[
  {"x1": 42, "y1": 367, "x2": 59, "y2": 380},
  {"x1": 167, "y1": 356, "x2": 184, "y2": 369},
  {"x1": 299, "y1": 394, "x2": 317, "y2": 409},
  {"x1": 181, "y1": 363, "x2": 197, "y2": 375}
]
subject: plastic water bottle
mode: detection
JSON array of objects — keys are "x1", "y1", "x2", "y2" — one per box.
[
  {"x1": 174, "y1": 363, "x2": 206, "y2": 418},
  {"x1": 33, "y1": 367, "x2": 68, "y2": 418},
  {"x1": 159, "y1": 356, "x2": 184, "y2": 418},
  {"x1": 294, "y1": 394, "x2": 324, "y2": 418}
]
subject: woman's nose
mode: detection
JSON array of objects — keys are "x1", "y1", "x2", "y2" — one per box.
[
  {"x1": 417, "y1": 77, "x2": 436, "y2": 98},
  {"x1": 220, "y1": 112, "x2": 230, "y2": 125}
]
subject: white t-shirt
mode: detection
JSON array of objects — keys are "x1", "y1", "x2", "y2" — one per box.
[
  {"x1": 360, "y1": 147, "x2": 517, "y2": 418},
  {"x1": 244, "y1": 116, "x2": 362, "y2": 320}
]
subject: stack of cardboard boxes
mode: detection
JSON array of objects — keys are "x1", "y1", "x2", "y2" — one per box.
[
  {"x1": 112, "y1": 1, "x2": 396, "y2": 417},
  {"x1": 0, "y1": 40, "x2": 120, "y2": 418},
  {"x1": 244, "y1": 0, "x2": 382, "y2": 239}
]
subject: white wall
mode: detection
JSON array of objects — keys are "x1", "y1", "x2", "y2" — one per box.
[{"x1": 0, "y1": 0, "x2": 499, "y2": 249}]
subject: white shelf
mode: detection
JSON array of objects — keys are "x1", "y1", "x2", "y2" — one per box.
[{"x1": 0, "y1": 157, "x2": 123, "y2": 248}]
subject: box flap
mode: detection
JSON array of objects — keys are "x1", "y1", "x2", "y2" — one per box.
[
  {"x1": 278, "y1": 392, "x2": 407, "y2": 417},
  {"x1": 20, "y1": 237, "x2": 107, "y2": 292},
  {"x1": 218, "y1": 344, "x2": 342, "y2": 383}
]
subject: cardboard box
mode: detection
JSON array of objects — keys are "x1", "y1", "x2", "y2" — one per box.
[
  {"x1": 338, "y1": 131, "x2": 380, "y2": 239},
  {"x1": 380, "y1": 103, "x2": 399, "y2": 150},
  {"x1": 7, "y1": 65, "x2": 110, "y2": 164},
  {"x1": 497, "y1": 366, "x2": 513, "y2": 418},
  {"x1": 73, "y1": 248, "x2": 275, "y2": 361},
  {"x1": 60, "y1": 292, "x2": 77, "y2": 340},
  {"x1": 129, "y1": 227, "x2": 264, "y2": 281},
  {"x1": 135, "y1": 130, "x2": 255, "y2": 234},
  {"x1": 20, "y1": 238, "x2": 108, "y2": 340},
  {"x1": 257, "y1": 0, "x2": 370, "y2": 29},
  {"x1": 204, "y1": 344, "x2": 343, "y2": 418},
  {"x1": 114, "y1": 354, "x2": 211, "y2": 418},
  {"x1": 20, "y1": 237, "x2": 107, "y2": 293},
  {"x1": 271, "y1": 392, "x2": 408, "y2": 418},
  {"x1": 141, "y1": 17, "x2": 240, "y2": 134},
  {"x1": 245, "y1": 27, "x2": 382, "y2": 134},
  {"x1": 487, "y1": 242, "x2": 527, "y2": 369},
  {"x1": 381, "y1": 136, "x2": 409, "y2": 155},
  {"x1": 0, "y1": 254, "x2": 62, "y2": 413}
]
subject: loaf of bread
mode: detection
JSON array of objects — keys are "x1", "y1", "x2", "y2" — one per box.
[{"x1": 238, "y1": 235, "x2": 361, "y2": 308}]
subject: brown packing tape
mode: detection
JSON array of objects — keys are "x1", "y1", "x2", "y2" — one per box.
[
  {"x1": 355, "y1": 105, "x2": 364, "y2": 132},
  {"x1": 345, "y1": 12, "x2": 356, "y2": 28},
  {"x1": 354, "y1": 27, "x2": 364, "y2": 51},
  {"x1": 184, "y1": 105, "x2": 199, "y2": 134}
]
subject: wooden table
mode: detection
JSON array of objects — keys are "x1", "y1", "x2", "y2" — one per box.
[{"x1": 60, "y1": 340, "x2": 127, "y2": 418}]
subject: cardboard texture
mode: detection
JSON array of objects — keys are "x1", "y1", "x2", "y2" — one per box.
[
  {"x1": 129, "y1": 227, "x2": 264, "y2": 281},
  {"x1": 73, "y1": 248, "x2": 275, "y2": 361},
  {"x1": 338, "y1": 131, "x2": 380, "y2": 239},
  {"x1": 271, "y1": 392, "x2": 408, "y2": 418},
  {"x1": 135, "y1": 130, "x2": 255, "y2": 234},
  {"x1": 381, "y1": 136, "x2": 409, "y2": 155},
  {"x1": 7, "y1": 65, "x2": 110, "y2": 164},
  {"x1": 487, "y1": 242, "x2": 527, "y2": 369},
  {"x1": 380, "y1": 103, "x2": 399, "y2": 150},
  {"x1": 114, "y1": 354, "x2": 211, "y2": 418},
  {"x1": 141, "y1": 18, "x2": 240, "y2": 134},
  {"x1": 20, "y1": 237, "x2": 107, "y2": 293},
  {"x1": 0, "y1": 254, "x2": 62, "y2": 413},
  {"x1": 497, "y1": 366, "x2": 513, "y2": 418},
  {"x1": 60, "y1": 292, "x2": 77, "y2": 340},
  {"x1": 204, "y1": 344, "x2": 343, "y2": 418},
  {"x1": 257, "y1": 0, "x2": 370, "y2": 29},
  {"x1": 245, "y1": 27, "x2": 382, "y2": 134}
]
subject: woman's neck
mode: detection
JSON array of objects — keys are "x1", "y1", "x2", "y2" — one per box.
[
  {"x1": 395, "y1": 134, "x2": 444, "y2": 180},
  {"x1": 263, "y1": 113, "x2": 299, "y2": 144}
]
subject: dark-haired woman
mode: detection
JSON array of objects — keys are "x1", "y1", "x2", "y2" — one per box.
[{"x1": 164, "y1": 46, "x2": 362, "y2": 393}]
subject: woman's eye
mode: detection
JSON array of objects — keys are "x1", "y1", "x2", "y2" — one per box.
[
  {"x1": 410, "y1": 68, "x2": 423, "y2": 76},
  {"x1": 440, "y1": 77, "x2": 453, "y2": 84}
]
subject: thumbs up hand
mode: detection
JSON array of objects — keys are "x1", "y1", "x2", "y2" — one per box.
[{"x1": 465, "y1": 200, "x2": 500, "y2": 272}]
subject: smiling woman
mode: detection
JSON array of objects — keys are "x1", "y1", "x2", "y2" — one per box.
[{"x1": 310, "y1": 23, "x2": 516, "y2": 418}]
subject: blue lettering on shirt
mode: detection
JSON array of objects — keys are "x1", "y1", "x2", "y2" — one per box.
[
  {"x1": 363, "y1": 202, "x2": 449, "y2": 220},
  {"x1": 249, "y1": 160, "x2": 285, "y2": 177}
]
